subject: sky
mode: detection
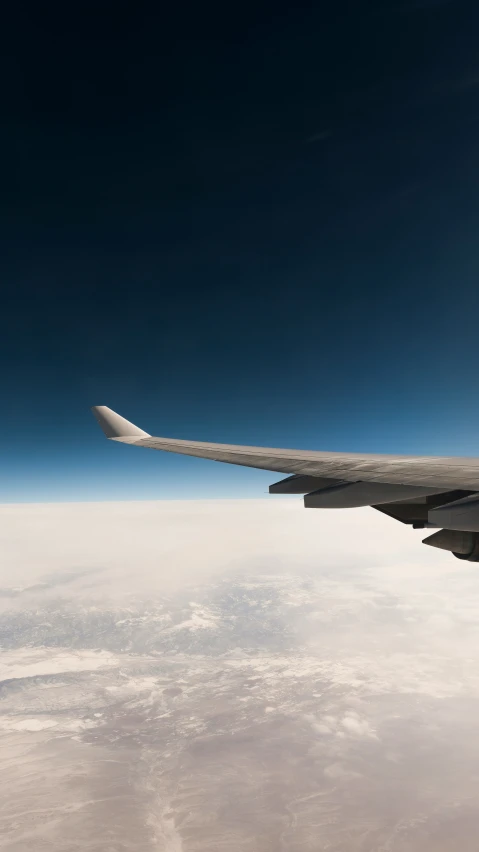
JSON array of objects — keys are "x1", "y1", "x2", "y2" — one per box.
[{"x1": 2, "y1": 0, "x2": 479, "y2": 501}]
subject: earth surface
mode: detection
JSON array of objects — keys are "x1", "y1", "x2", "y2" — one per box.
[{"x1": 1, "y1": 500, "x2": 479, "y2": 851}]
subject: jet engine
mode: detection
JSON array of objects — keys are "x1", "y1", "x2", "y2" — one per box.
[{"x1": 423, "y1": 529, "x2": 479, "y2": 561}]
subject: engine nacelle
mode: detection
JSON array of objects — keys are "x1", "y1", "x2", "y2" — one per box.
[{"x1": 422, "y1": 529, "x2": 479, "y2": 562}]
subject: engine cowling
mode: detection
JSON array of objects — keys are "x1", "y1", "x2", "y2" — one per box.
[{"x1": 422, "y1": 529, "x2": 479, "y2": 562}]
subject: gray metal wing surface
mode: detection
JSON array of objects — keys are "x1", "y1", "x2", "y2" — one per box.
[{"x1": 91, "y1": 405, "x2": 479, "y2": 490}]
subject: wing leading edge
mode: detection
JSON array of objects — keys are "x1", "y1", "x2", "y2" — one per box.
[{"x1": 91, "y1": 405, "x2": 479, "y2": 561}]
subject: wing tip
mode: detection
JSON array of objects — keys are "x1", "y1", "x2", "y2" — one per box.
[{"x1": 91, "y1": 405, "x2": 151, "y2": 439}]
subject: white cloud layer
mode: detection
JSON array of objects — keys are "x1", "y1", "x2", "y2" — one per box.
[
  {"x1": 2, "y1": 499, "x2": 479, "y2": 849},
  {"x1": 0, "y1": 497, "x2": 451, "y2": 597}
]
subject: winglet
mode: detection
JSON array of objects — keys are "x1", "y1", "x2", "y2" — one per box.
[{"x1": 91, "y1": 406, "x2": 151, "y2": 440}]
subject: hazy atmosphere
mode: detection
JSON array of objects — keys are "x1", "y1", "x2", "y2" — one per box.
[{"x1": 2, "y1": 500, "x2": 479, "y2": 850}]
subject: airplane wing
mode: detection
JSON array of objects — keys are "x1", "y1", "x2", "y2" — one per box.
[{"x1": 91, "y1": 405, "x2": 479, "y2": 561}]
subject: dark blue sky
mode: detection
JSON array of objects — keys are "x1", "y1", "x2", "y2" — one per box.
[{"x1": 2, "y1": 0, "x2": 479, "y2": 501}]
